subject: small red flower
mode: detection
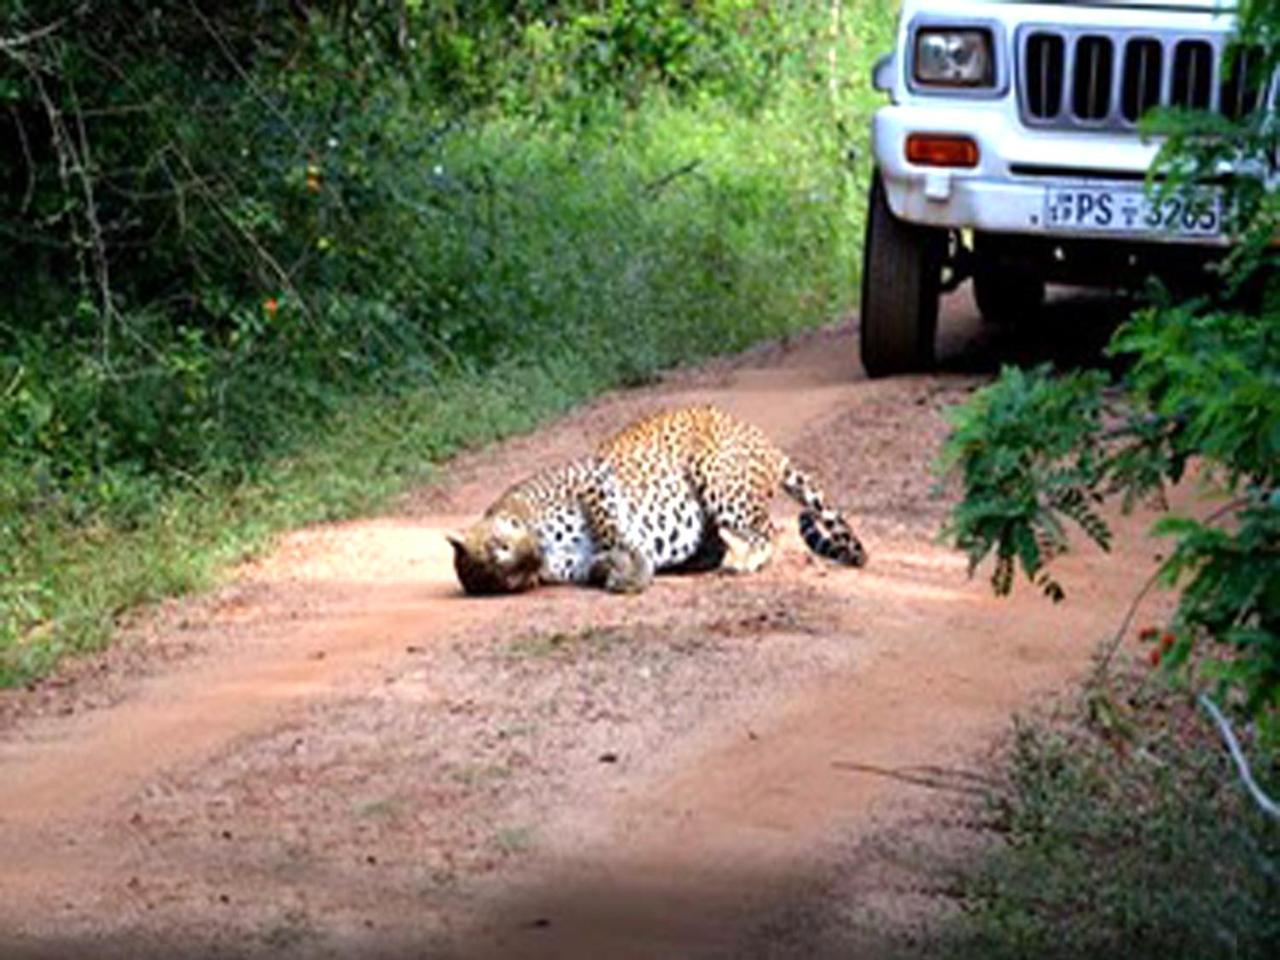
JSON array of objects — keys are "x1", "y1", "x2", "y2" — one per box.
[
  {"x1": 1138, "y1": 626, "x2": 1159, "y2": 642},
  {"x1": 1160, "y1": 632, "x2": 1176, "y2": 651},
  {"x1": 263, "y1": 297, "x2": 279, "y2": 316},
  {"x1": 1148, "y1": 647, "x2": 1162, "y2": 667}
]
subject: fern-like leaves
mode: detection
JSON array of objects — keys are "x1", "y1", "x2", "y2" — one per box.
[{"x1": 939, "y1": 365, "x2": 1111, "y2": 601}]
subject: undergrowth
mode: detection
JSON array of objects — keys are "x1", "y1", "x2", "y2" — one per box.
[{"x1": 939, "y1": 670, "x2": 1280, "y2": 959}]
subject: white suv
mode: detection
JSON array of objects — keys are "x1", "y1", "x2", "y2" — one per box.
[{"x1": 861, "y1": 0, "x2": 1248, "y2": 376}]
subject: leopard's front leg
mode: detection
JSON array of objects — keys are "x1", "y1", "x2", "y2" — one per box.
[
  {"x1": 586, "y1": 546, "x2": 654, "y2": 594},
  {"x1": 579, "y1": 478, "x2": 654, "y2": 595}
]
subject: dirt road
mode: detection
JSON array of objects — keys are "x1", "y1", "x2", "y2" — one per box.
[{"x1": 1, "y1": 292, "x2": 1172, "y2": 958}]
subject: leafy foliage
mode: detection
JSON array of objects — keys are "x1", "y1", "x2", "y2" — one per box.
[
  {"x1": 940, "y1": 0, "x2": 1280, "y2": 739},
  {"x1": 940, "y1": 365, "x2": 1111, "y2": 602}
]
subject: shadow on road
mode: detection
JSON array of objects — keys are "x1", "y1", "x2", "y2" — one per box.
[{"x1": 936, "y1": 285, "x2": 1136, "y2": 377}]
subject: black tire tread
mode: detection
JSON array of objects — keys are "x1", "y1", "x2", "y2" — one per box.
[{"x1": 859, "y1": 172, "x2": 943, "y2": 377}]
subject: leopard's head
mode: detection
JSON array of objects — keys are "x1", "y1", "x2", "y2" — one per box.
[{"x1": 447, "y1": 514, "x2": 543, "y2": 595}]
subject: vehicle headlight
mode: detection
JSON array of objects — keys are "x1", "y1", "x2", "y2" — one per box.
[{"x1": 914, "y1": 28, "x2": 994, "y2": 87}]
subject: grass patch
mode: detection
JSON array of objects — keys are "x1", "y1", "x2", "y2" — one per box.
[{"x1": 504, "y1": 625, "x2": 635, "y2": 662}]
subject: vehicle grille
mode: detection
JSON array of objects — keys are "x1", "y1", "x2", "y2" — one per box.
[{"x1": 1018, "y1": 27, "x2": 1268, "y2": 130}]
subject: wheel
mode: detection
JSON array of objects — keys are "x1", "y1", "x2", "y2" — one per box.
[
  {"x1": 972, "y1": 235, "x2": 1046, "y2": 327},
  {"x1": 859, "y1": 170, "x2": 944, "y2": 378}
]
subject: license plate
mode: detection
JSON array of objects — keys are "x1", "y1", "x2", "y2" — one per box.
[{"x1": 1043, "y1": 187, "x2": 1223, "y2": 238}]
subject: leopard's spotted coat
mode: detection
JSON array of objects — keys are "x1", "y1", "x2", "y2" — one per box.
[{"x1": 449, "y1": 405, "x2": 866, "y2": 595}]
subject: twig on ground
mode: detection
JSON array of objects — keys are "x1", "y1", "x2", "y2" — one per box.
[{"x1": 831, "y1": 760, "x2": 993, "y2": 796}]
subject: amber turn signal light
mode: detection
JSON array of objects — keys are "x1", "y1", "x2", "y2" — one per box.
[{"x1": 905, "y1": 133, "x2": 979, "y2": 168}]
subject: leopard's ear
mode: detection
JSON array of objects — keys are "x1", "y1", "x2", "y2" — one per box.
[{"x1": 446, "y1": 533, "x2": 467, "y2": 557}]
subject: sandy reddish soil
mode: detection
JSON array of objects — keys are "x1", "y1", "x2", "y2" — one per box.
[{"x1": 0, "y1": 291, "x2": 1177, "y2": 959}]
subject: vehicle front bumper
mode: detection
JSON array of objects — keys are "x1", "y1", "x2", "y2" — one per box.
[{"x1": 872, "y1": 103, "x2": 1228, "y2": 246}]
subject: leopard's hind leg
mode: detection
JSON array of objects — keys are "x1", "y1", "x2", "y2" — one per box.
[{"x1": 694, "y1": 454, "x2": 779, "y2": 574}]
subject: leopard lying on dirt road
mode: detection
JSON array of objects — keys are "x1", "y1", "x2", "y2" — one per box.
[{"x1": 449, "y1": 405, "x2": 867, "y2": 595}]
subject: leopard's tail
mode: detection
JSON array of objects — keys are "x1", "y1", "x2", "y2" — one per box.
[{"x1": 782, "y1": 465, "x2": 867, "y2": 567}]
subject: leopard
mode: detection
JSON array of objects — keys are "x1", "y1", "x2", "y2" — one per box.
[{"x1": 448, "y1": 405, "x2": 867, "y2": 595}]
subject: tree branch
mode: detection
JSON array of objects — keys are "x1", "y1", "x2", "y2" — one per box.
[
  {"x1": 0, "y1": 9, "x2": 82, "y2": 53},
  {"x1": 643, "y1": 159, "x2": 702, "y2": 196},
  {"x1": 8, "y1": 103, "x2": 36, "y2": 215}
]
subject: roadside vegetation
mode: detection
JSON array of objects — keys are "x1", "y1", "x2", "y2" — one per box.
[
  {"x1": 0, "y1": 1, "x2": 892, "y2": 683},
  {"x1": 937, "y1": 0, "x2": 1279, "y2": 952},
  {"x1": 935, "y1": 669, "x2": 1280, "y2": 960}
]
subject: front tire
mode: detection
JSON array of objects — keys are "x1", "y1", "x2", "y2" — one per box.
[{"x1": 859, "y1": 171, "x2": 944, "y2": 378}]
